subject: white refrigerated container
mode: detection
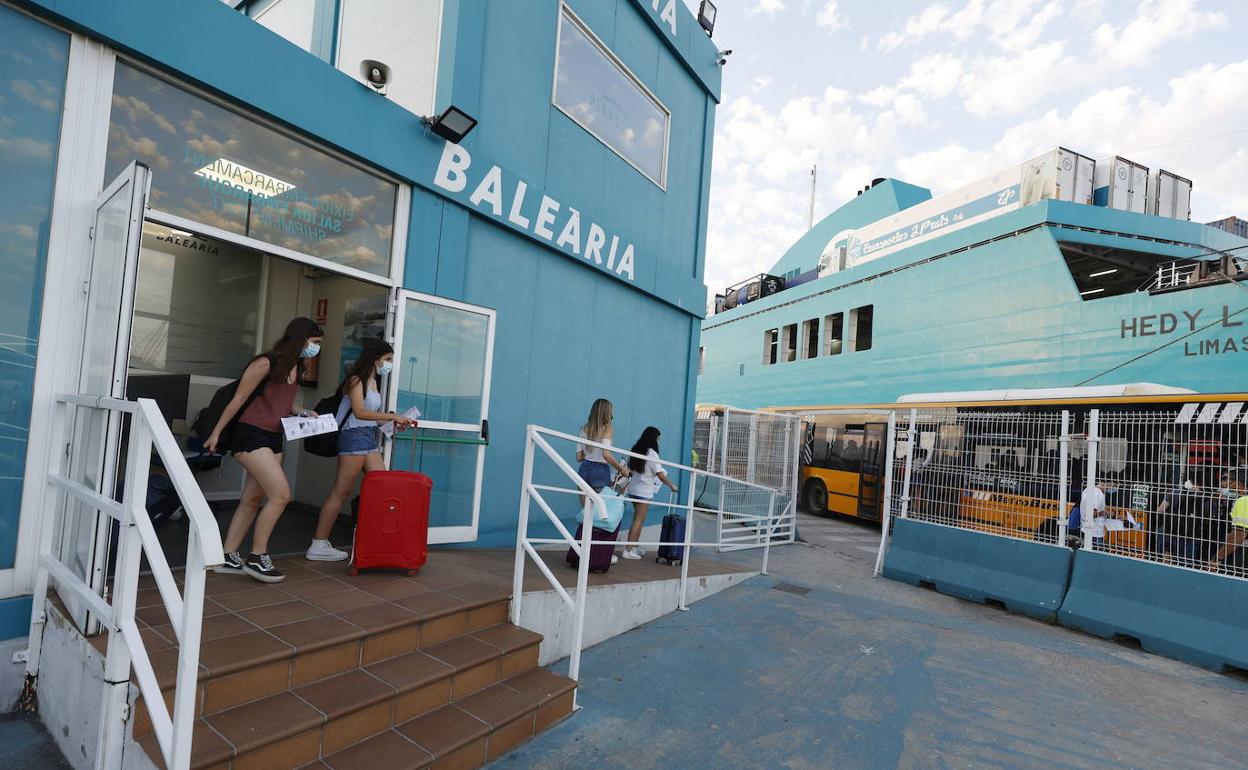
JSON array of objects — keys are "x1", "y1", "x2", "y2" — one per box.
[
  {"x1": 1147, "y1": 169, "x2": 1192, "y2": 220},
  {"x1": 1094, "y1": 156, "x2": 1149, "y2": 213}
]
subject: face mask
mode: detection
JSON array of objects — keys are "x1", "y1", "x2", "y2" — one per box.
[
  {"x1": 1103, "y1": 486, "x2": 1118, "y2": 494},
  {"x1": 301, "y1": 342, "x2": 321, "y2": 359},
  {"x1": 1183, "y1": 480, "x2": 1195, "y2": 491},
  {"x1": 378, "y1": 361, "x2": 393, "y2": 376},
  {"x1": 1220, "y1": 487, "x2": 1235, "y2": 499}
]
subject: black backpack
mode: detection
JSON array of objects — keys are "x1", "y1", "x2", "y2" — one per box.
[
  {"x1": 303, "y1": 391, "x2": 349, "y2": 458},
  {"x1": 190, "y1": 354, "x2": 274, "y2": 452}
]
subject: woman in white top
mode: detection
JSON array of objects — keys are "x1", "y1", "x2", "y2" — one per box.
[
  {"x1": 307, "y1": 339, "x2": 415, "y2": 561},
  {"x1": 576, "y1": 398, "x2": 631, "y2": 506},
  {"x1": 621, "y1": 426, "x2": 678, "y2": 560}
]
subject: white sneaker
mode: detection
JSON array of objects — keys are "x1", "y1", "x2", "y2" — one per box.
[
  {"x1": 610, "y1": 555, "x2": 619, "y2": 565},
  {"x1": 306, "y1": 539, "x2": 349, "y2": 562},
  {"x1": 621, "y1": 548, "x2": 642, "y2": 560}
]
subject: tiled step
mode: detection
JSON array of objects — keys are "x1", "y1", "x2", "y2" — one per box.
[{"x1": 128, "y1": 557, "x2": 574, "y2": 770}]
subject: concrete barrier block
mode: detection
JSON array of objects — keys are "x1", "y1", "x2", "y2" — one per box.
[
  {"x1": 883, "y1": 518, "x2": 1072, "y2": 621},
  {"x1": 1059, "y1": 550, "x2": 1248, "y2": 672}
]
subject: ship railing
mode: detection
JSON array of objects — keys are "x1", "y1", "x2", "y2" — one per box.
[
  {"x1": 26, "y1": 395, "x2": 224, "y2": 770},
  {"x1": 1151, "y1": 261, "x2": 1199, "y2": 291},
  {"x1": 512, "y1": 425, "x2": 788, "y2": 709}
]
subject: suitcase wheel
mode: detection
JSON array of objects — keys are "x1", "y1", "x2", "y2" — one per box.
[
  {"x1": 407, "y1": 569, "x2": 421, "y2": 577},
  {"x1": 348, "y1": 567, "x2": 360, "y2": 576}
]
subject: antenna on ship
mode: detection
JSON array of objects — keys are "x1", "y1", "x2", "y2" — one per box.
[{"x1": 807, "y1": 165, "x2": 817, "y2": 230}]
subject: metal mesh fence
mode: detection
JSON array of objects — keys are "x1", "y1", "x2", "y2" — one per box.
[
  {"x1": 692, "y1": 407, "x2": 800, "y2": 548},
  {"x1": 885, "y1": 404, "x2": 1248, "y2": 580}
]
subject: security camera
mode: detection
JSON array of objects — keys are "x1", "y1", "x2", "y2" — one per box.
[
  {"x1": 359, "y1": 59, "x2": 391, "y2": 94},
  {"x1": 717, "y1": 49, "x2": 733, "y2": 66}
]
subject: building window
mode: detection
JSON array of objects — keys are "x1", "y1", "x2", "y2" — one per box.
[
  {"x1": 553, "y1": 4, "x2": 670, "y2": 188},
  {"x1": 824, "y1": 312, "x2": 843, "y2": 355},
  {"x1": 849, "y1": 305, "x2": 873, "y2": 352},
  {"x1": 0, "y1": 5, "x2": 70, "y2": 568},
  {"x1": 781, "y1": 324, "x2": 798, "y2": 363},
  {"x1": 106, "y1": 62, "x2": 399, "y2": 277},
  {"x1": 801, "y1": 318, "x2": 819, "y2": 360},
  {"x1": 763, "y1": 329, "x2": 778, "y2": 365},
  {"x1": 698, "y1": 347, "x2": 705, "y2": 375}
]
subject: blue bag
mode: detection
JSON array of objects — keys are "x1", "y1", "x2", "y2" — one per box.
[{"x1": 579, "y1": 485, "x2": 627, "y2": 532}]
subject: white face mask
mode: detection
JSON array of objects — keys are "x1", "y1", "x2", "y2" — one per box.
[
  {"x1": 1220, "y1": 487, "x2": 1235, "y2": 499},
  {"x1": 300, "y1": 342, "x2": 321, "y2": 359},
  {"x1": 1183, "y1": 480, "x2": 1195, "y2": 491},
  {"x1": 378, "y1": 360, "x2": 393, "y2": 376}
]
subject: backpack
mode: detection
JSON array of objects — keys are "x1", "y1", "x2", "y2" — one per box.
[
  {"x1": 303, "y1": 392, "x2": 351, "y2": 458},
  {"x1": 190, "y1": 354, "x2": 274, "y2": 452}
]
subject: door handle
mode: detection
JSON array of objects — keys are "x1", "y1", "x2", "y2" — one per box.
[{"x1": 481, "y1": 419, "x2": 489, "y2": 445}]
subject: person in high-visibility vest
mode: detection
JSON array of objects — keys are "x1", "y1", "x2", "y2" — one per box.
[{"x1": 1209, "y1": 474, "x2": 1248, "y2": 570}]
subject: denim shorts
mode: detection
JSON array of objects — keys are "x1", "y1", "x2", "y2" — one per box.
[
  {"x1": 577, "y1": 460, "x2": 611, "y2": 491},
  {"x1": 338, "y1": 427, "x2": 380, "y2": 456}
]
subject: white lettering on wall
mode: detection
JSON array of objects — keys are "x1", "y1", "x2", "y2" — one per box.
[
  {"x1": 534, "y1": 195, "x2": 560, "y2": 240},
  {"x1": 432, "y1": 141, "x2": 638, "y2": 281},
  {"x1": 557, "y1": 208, "x2": 582, "y2": 254},
  {"x1": 433, "y1": 142, "x2": 470, "y2": 193},
  {"x1": 651, "y1": 0, "x2": 677, "y2": 35},
  {"x1": 468, "y1": 166, "x2": 503, "y2": 216}
]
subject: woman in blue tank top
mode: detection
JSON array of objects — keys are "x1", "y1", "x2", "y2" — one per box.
[{"x1": 307, "y1": 339, "x2": 416, "y2": 562}]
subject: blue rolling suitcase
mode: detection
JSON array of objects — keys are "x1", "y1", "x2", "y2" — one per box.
[{"x1": 656, "y1": 492, "x2": 686, "y2": 566}]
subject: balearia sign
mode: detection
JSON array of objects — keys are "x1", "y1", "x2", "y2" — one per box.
[{"x1": 433, "y1": 141, "x2": 636, "y2": 281}]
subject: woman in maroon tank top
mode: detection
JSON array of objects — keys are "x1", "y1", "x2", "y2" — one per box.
[{"x1": 204, "y1": 317, "x2": 323, "y2": 583}]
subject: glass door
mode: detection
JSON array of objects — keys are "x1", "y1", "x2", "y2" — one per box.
[
  {"x1": 57, "y1": 162, "x2": 149, "y2": 631},
  {"x1": 389, "y1": 292, "x2": 496, "y2": 544}
]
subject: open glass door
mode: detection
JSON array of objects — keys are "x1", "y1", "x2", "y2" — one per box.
[
  {"x1": 389, "y1": 292, "x2": 495, "y2": 544},
  {"x1": 56, "y1": 162, "x2": 149, "y2": 631}
]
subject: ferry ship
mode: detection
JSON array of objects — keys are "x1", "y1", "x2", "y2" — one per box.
[{"x1": 697, "y1": 148, "x2": 1248, "y2": 410}]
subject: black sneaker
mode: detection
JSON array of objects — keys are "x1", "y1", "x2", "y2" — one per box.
[
  {"x1": 214, "y1": 551, "x2": 244, "y2": 575},
  {"x1": 243, "y1": 553, "x2": 285, "y2": 583}
]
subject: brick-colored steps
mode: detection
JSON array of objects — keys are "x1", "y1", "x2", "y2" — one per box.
[{"x1": 126, "y1": 556, "x2": 576, "y2": 770}]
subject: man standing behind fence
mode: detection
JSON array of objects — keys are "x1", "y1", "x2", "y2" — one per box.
[
  {"x1": 1079, "y1": 479, "x2": 1114, "y2": 549},
  {"x1": 1208, "y1": 474, "x2": 1248, "y2": 571}
]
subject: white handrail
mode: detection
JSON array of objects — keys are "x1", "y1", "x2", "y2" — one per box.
[
  {"x1": 512, "y1": 424, "x2": 790, "y2": 708},
  {"x1": 25, "y1": 395, "x2": 224, "y2": 770}
]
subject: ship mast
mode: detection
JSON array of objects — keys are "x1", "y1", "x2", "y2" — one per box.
[{"x1": 808, "y1": 165, "x2": 817, "y2": 230}]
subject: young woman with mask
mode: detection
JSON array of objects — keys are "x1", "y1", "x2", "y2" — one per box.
[
  {"x1": 206, "y1": 317, "x2": 323, "y2": 583},
  {"x1": 308, "y1": 339, "x2": 416, "y2": 561}
]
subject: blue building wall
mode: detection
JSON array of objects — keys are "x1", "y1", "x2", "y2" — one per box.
[
  {"x1": 10, "y1": 0, "x2": 720, "y2": 555},
  {"x1": 699, "y1": 199, "x2": 1248, "y2": 409}
]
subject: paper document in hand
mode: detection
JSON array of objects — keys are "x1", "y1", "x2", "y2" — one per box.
[
  {"x1": 281, "y1": 414, "x2": 338, "y2": 441},
  {"x1": 380, "y1": 406, "x2": 423, "y2": 438}
]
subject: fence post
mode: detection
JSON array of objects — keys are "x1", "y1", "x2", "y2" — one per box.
[
  {"x1": 762, "y1": 490, "x2": 775, "y2": 576},
  {"x1": 874, "y1": 411, "x2": 898, "y2": 577},
  {"x1": 511, "y1": 428, "x2": 537, "y2": 625},
  {"x1": 899, "y1": 409, "x2": 918, "y2": 518},
  {"x1": 1083, "y1": 409, "x2": 1100, "y2": 551},
  {"x1": 568, "y1": 502, "x2": 593, "y2": 705},
  {"x1": 1058, "y1": 410, "x2": 1070, "y2": 544}
]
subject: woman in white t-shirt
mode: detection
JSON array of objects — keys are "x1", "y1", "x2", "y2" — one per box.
[
  {"x1": 576, "y1": 398, "x2": 631, "y2": 508},
  {"x1": 621, "y1": 426, "x2": 678, "y2": 560}
]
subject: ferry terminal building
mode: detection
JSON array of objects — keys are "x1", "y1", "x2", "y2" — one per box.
[{"x1": 0, "y1": 0, "x2": 720, "y2": 701}]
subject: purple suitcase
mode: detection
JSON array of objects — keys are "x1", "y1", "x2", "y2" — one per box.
[{"x1": 566, "y1": 522, "x2": 618, "y2": 573}]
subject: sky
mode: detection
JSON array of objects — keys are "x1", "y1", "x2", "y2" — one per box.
[{"x1": 688, "y1": 0, "x2": 1248, "y2": 296}]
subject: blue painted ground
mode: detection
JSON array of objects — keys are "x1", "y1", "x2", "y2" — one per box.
[
  {"x1": 493, "y1": 513, "x2": 1248, "y2": 769},
  {"x1": 0, "y1": 712, "x2": 70, "y2": 769}
]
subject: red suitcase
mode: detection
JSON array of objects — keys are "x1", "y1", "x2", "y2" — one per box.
[{"x1": 349, "y1": 470, "x2": 431, "y2": 575}]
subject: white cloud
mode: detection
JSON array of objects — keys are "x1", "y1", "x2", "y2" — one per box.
[
  {"x1": 751, "y1": 0, "x2": 786, "y2": 15},
  {"x1": 815, "y1": 1, "x2": 847, "y2": 31},
  {"x1": 749, "y1": 76, "x2": 774, "y2": 93},
  {"x1": 1093, "y1": 0, "x2": 1226, "y2": 67},
  {"x1": 960, "y1": 41, "x2": 1075, "y2": 117}
]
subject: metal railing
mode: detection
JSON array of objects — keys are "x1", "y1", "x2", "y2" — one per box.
[
  {"x1": 1150, "y1": 261, "x2": 1200, "y2": 291},
  {"x1": 511, "y1": 426, "x2": 786, "y2": 706},
  {"x1": 873, "y1": 404, "x2": 1248, "y2": 581},
  {"x1": 26, "y1": 395, "x2": 224, "y2": 770}
]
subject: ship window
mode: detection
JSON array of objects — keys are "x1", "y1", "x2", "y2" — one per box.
[
  {"x1": 849, "y1": 305, "x2": 873, "y2": 352},
  {"x1": 782, "y1": 324, "x2": 798, "y2": 362},
  {"x1": 763, "y1": 329, "x2": 779, "y2": 365},
  {"x1": 801, "y1": 318, "x2": 819, "y2": 360},
  {"x1": 824, "y1": 313, "x2": 843, "y2": 356}
]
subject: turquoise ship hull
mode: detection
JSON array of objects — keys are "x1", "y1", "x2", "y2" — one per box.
[{"x1": 698, "y1": 195, "x2": 1248, "y2": 409}]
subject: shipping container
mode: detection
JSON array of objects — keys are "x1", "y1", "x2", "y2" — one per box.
[
  {"x1": 1094, "y1": 156, "x2": 1149, "y2": 213},
  {"x1": 1148, "y1": 169, "x2": 1192, "y2": 220}
]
